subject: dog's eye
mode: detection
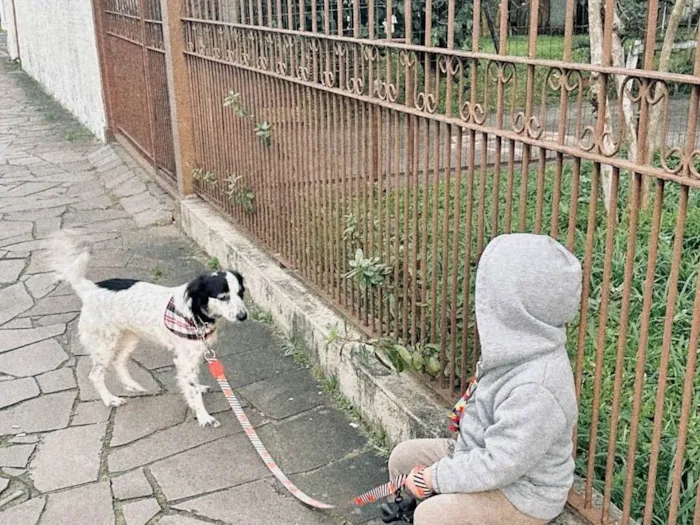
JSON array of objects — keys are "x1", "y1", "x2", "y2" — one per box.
[{"x1": 218, "y1": 294, "x2": 230, "y2": 301}]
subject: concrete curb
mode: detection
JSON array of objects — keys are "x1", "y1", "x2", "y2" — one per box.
[{"x1": 179, "y1": 196, "x2": 450, "y2": 445}]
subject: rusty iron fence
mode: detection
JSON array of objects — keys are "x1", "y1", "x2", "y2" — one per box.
[
  {"x1": 93, "y1": 0, "x2": 700, "y2": 523},
  {"x1": 98, "y1": 0, "x2": 177, "y2": 184}
]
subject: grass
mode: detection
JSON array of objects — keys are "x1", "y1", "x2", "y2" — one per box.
[{"x1": 306, "y1": 155, "x2": 700, "y2": 524}]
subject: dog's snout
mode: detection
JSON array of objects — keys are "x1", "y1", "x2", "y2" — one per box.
[{"x1": 237, "y1": 311, "x2": 248, "y2": 322}]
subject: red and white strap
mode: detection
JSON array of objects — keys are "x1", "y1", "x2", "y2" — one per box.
[{"x1": 207, "y1": 358, "x2": 408, "y2": 509}]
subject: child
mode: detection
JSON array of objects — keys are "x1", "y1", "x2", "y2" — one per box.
[{"x1": 389, "y1": 233, "x2": 581, "y2": 525}]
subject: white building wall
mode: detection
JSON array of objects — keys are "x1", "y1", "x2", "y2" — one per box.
[
  {"x1": 1, "y1": 0, "x2": 20, "y2": 60},
  {"x1": 13, "y1": 0, "x2": 107, "y2": 140}
]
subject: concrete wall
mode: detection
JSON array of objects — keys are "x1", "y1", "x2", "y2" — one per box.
[{"x1": 12, "y1": 0, "x2": 107, "y2": 140}]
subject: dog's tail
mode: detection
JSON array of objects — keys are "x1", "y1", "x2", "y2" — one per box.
[{"x1": 46, "y1": 230, "x2": 95, "y2": 299}]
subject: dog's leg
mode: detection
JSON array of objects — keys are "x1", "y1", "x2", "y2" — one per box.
[
  {"x1": 84, "y1": 333, "x2": 125, "y2": 408},
  {"x1": 174, "y1": 348, "x2": 219, "y2": 427},
  {"x1": 114, "y1": 333, "x2": 147, "y2": 393}
]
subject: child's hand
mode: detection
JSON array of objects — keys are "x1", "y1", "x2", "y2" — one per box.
[{"x1": 405, "y1": 465, "x2": 435, "y2": 499}]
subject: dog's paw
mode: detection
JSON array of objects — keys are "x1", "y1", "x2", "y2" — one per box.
[
  {"x1": 197, "y1": 384, "x2": 211, "y2": 393},
  {"x1": 197, "y1": 414, "x2": 220, "y2": 428},
  {"x1": 106, "y1": 396, "x2": 127, "y2": 407}
]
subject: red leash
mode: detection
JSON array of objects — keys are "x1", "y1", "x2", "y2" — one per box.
[{"x1": 206, "y1": 353, "x2": 408, "y2": 509}]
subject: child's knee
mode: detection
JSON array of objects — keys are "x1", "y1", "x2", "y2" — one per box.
[
  {"x1": 414, "y1": 496, "x2": 447, "y2": 525},
  {"x1": 388, "y1": 440, "x2": 419, "y2": 477}
]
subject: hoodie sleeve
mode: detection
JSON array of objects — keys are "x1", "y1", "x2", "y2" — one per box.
[{"x1": 432, "y1": 384, "x2": 567, "y2": 494}]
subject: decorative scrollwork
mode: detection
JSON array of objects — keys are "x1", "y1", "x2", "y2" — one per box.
[
  {"x1": 415, "y1": 92, "x2": 437, "y2": 113},
  {"x1": 460, "y1": 101, "x2": 486, "y2": 124},
  {"x1": 347, "y1": 76, "x2": 364, "y2": 95}
]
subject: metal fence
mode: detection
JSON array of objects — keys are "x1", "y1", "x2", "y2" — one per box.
[{"x1": 105, "y1": 0, "x2": 700, "y2": 523}]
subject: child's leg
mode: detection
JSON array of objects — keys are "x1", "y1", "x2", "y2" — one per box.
[
  {"x1": 414, "y1": 491, "x2": 548, "y2": 525},
  {"x1": 388, "y1": 439, "x2": 455, "y2": 477}
]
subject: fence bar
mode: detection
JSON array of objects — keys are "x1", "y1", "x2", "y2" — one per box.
[{"x1": 162, "y1": 0, "x2": 196, "y2": 195}]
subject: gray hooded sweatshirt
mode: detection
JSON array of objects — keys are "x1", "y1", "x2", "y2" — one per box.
[{"x1": 432, "y1": 233, "x2": 581, "y2": 520}]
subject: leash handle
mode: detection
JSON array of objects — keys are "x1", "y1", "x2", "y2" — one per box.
[{"x1": 207, "y1": 359, "x2": 407, "y2": 509}]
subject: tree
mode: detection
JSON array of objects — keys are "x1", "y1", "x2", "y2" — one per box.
[{"x1": 588, "y1": 0, "x2": 700, "y2": 210}]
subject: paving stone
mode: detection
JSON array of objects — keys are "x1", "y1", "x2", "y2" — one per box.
[
  {"x1": 199, "y1": 340, "x2": 299, "y2": 392},
  {"x1": 34, "y1": 313, "x2": 77, "y2": 327},
  {"x1": 0, "y1": 324, "x2": 65, "y2": 353},
  {"x1": 33, "y1": 217, "x2": 62, "y2": 239},
  {"x1": 0, "y1": 283, "x2": 33, "y2": 326},
  {"x1": 0, "y1": 318, "x2": 32, "y2": 329},
  {"x1": 24, "y1": 253, "x2": 53, "y2": 275},
  {"x1": 0, "y1": 182, "x2": 56, "y2": 198},
  {"x1": 132, "y1": 344, "x2": 173, "y2": 370},
  {"x1": 0, "y1": 221, "x2": 32, "y2": 242},
  {"x1": 37, "y1": 150, "x2": 85, "y2": 164},
  {"x1": 2, "y1": 468, "x2": 25, "y2": 477},
  {"x1": 31, "y1": 423, "x2": 106, "y2": 492},
  {"x1": 149, "y1": 433, "x2": 270, "y2": 501},
  {"x1": 112, "y1": 177, "x2": 147, "y2": 198},
  {"x1": 0, "y1": 390, "x2": 75, "y2": 435},
  {"x1": 122, "y1": 498, "x2": 159, "y2": 525},
  {"x1": 0, "y1": 378, "x2": 39, "y2": 409},
  {"x1": 24, "y1": 274, "x2": 58, "y2": 300},
  {"x1": 0, "y1": 260, "x2": 24, "y2": 283},
  {"x1": 63, "y1": 209, "x2": 130, "y2": 228},
  {"x1": 20, "y1": 295, "x2": 81, "y2": 318},
  {"x1": 120, "y1": 192, "x2": 157, "y2": 215},
  {"x1": 75, "y1": 218, "x2": 136, "y2": 233},
  {"x1": 86, "y1": 249, "x2": 131, "y2": 268},
  {"x1": 174, "y1": 480, "x2": 329, "y2": 525},
  {"x1": 157, "y1": 516, "x2": 211, "y2": 525},
  {"x1": 239, "y1": 368, "x2": 325, "y2": 420},
  {"x1": 72, "y1": 195, "x2": 112, "y2": 210},
  {"x1": 294, "y1": 451, "x2": 388, "y2": 522},
  {"x1": 0, "y1": 496, "x2": 45, "y2": 525},
  {"x1": 71, "y1": 401, "x2": 110, "y2": 426},
  {"x1": 0, "y1": 340, "x2": 68, "y2": 377},
  {"x1": 0, "y1": 445, "x2": 35, "y2": 469},
  {"x1": 108, "y1": 414, "x2": 254, "y2": 472},
  {"x1": 76, "y1": 356, "x2": 160, "y2": 401},
  {"x1": 40, "y1": 482, "x2": 114, "y2": 525},
  {"x1": 0, "y1": 233, "x2": 33, "y2": 249},
  {"x1": 9, "y1": 435, "x2": 39, "y2": 444},
  {"x1": 0, "y1": 479, "x2": 7, "y2": 496},
  {"x1": 36, "y1": 368, "x2": 76, "y2": 393},
  {"x1": 110, "y1": 469, "x2": 153, "y2": 500},
  {"x1": 256, "y1": 408, "x2": 366, "y2": 474},
  {"x1": 111, "y1": 395, "x2": 188, "y2": 447},
  {"x1": 133, "y1": 209, "x2": 172, "y2": 228}
]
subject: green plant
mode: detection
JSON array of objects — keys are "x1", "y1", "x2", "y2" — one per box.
[
  {"x1": 223, "y1": 90, "x2": 248, "y2": 117},
  {"x1": 282, "y1": 337, "x2": 310, "y2": 367},
  {"x1": 192, "y1": 166, "x2": 217, "y2": 186},
  {"x1": 345, "y1": 249, "x2": 392, "y2": 289},
  {"x1": 225, "y1": 174, "x2": 256, "y2": 214},
  {"x1": 153, "y1": 265, "x2": 163, "y2": 279},
  {"x1": 251, "y1": 309, "x2": 274, "y2": 325},
  {"x1": 207, "y1": 257, "x2": 220, "y2": 271},
  {"x1": 254, "y1": 121, "x2": 272, "y2": 147}
]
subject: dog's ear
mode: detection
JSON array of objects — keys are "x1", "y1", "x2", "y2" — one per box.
[
  {"x1": 231, "y1": 270, "x2": 245, "y2": 297},
  {"x1": 185, "y1": 276, "x2": 215, "y2": 325}
]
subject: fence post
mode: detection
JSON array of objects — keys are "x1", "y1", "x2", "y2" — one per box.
[{"x1": 161, "y1": 0, "x2": 195, "y2": 197}]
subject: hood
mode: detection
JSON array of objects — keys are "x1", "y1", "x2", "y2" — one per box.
[{"x1": 475, "y1": 234, "x2": 582, "y2": 371}]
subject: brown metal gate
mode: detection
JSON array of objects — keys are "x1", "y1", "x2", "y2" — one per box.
[{"x1": 99, "y1": 0, "x2": 176, "y2": 184}]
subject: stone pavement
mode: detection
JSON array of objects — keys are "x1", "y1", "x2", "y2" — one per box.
[{"x1": 0, "y1": 54, "x2": 390, "y2": 524}]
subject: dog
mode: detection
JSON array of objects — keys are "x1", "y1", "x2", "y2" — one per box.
[{"x1": 47, "y1": 230, "x2": 248, "y2": 427}]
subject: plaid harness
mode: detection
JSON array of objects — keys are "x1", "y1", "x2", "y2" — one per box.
[{"x1": 163, "y1": 297, "x2": 216, "y2": 340}]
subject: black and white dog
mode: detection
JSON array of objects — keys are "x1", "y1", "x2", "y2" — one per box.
[{"x1": 48, "y1": 231, "x2": 248, "y2": 427}]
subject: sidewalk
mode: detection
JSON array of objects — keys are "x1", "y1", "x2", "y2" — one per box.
[{"x1": 0, "y1": 51, "x2": 388, "y2": 524}]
